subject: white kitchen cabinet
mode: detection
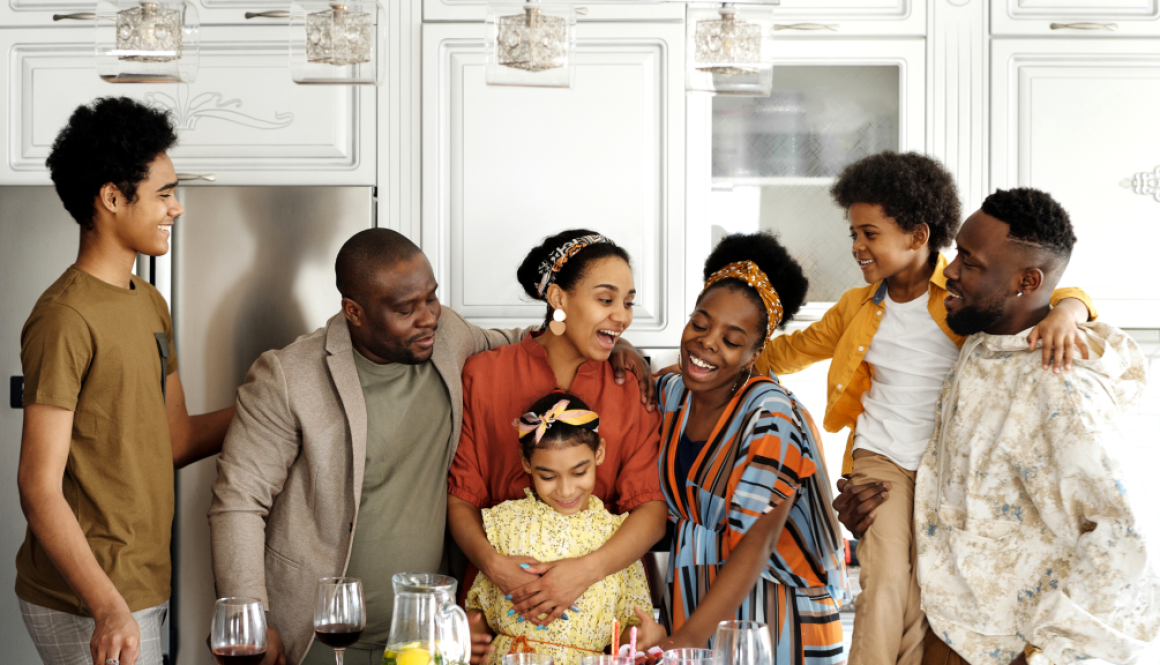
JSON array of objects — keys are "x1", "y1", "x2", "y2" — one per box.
[
  {"x1": 991, "y1": 38, "x2": 1160, "y2": 327},
  {"x1": 991, "y1": 0, "x2": 1160, "y2": 36},
  {"x1": 770, "y1": 0, "x2": 925, "y2": 37},
  {"x1": 0, "y1": 0, "x2": 291, "y2": 27},
  {"x1": 686, "y1": 38, "x2": 925, "y2": 322},
  {"x1": 421, "y1": 21, "x2": 686, "y2": 348},
  {"x1": 423, "y1": 0, "x2": 682, "y2": 23},
  {"x1": 0, "y1": 25, "x2": 375, "y2": 186}
]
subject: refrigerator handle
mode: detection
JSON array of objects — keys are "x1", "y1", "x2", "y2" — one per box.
[{"x1": 176, "y1": 173, "x2": 217, "y2": 182}]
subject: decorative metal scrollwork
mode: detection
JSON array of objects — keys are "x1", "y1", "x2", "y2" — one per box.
[{"x1": 1120, "y1": 166, "x2": 1160, "y2": 203}]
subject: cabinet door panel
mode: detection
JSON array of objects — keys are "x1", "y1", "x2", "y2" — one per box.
[
  {"x1": 771, "y1": 0, "x2": 925, "y2": 36},
  {"x1": 0, "y1": 26, "x2": 374, "y2": 185},
  {"x1": 992, "y1": 39, "x2": 1160, "y2": 326},
  {"x1": 422, "y1": 22, "x2": 685, "y2": 347},
  {"x1": 992, "y1": 0, "x2": 1160, "y2": 36},
  {"x1": 0, "y1": 0, "x2": 287, "y2": 26}
]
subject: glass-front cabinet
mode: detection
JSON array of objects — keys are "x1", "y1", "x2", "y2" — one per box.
[{"x1": 686, "y1": 38, "x2": 925, "y2": 321}]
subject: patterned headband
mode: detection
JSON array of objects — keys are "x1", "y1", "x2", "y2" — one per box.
[
  {"x1": 536, "y1": 234, "x2": 613, "y2": 298},
  {"x1": 513, "y1": 399, "x2": 600, "y2": 445},
  {"x1": 703, "y1": 260, "x2": 784, "y2": 343}
]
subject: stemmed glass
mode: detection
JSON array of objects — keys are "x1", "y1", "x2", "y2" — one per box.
[
  {"x1": 712, "y1": 621, "x2": 771, "y2": 665},
  {"x1": 210, "y1": 597, "x2": 268, "y2": 665},
  {"x1": 662, "y1": 649, "x2": 714, "y2": 665},
  {"x1": 314, "y1": 577, "x2": 366, "y2": 665}
]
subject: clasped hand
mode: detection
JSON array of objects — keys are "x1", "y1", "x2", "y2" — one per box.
[{"x1": 493, "y1": 555, "x2": 599, "y2": 627}]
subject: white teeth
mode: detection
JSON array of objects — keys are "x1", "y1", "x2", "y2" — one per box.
[
  {"x1": 858, "y1": 259, "x2": 873, "y2": 266},
  {"x1": 598, "y1": 330, "x2": 620, "y2": 338},
  {"x1": 689, "y1": 355, "x2": 716, "y2": 370}
]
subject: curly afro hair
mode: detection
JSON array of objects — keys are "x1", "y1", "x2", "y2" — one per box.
[
  {"x1": 830, "y1": 151, "x2": 962, "y2": 265},
  {"x1": 46, "y1": 97, "x2": 178, "y2": 230},
  {"x1": 981, "y1": 188, "x2": 1076, "y2": 259},
  {"x1": 700, "y1": 231, "x2": 809, "y2": 348},
  {"x1": 516, "y1": 229, "x2": 632, "y2": 329}
]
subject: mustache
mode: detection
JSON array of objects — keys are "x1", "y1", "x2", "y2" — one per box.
[{"x1": 407, "y1": 325, "x2": 438, "y2": 344}]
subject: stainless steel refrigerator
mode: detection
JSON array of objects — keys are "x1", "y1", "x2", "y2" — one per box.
[{"x1": 1, "y1": 185, "x2": 375, "y2": 665}]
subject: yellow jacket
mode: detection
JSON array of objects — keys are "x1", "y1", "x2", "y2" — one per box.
[{"x1": 755, "y1": 254, "x2": 1097, "y2": 476}]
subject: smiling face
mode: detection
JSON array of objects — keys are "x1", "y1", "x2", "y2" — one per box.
[
  {"x1": 848, "y1": 202, "x2": 929, "y2": 284},
  {"x1": 547, "y1": 256, "x2": 636, "y2": 362},
  {"x1": 344, "y1": 252, "x2": 442, "y2": 364},
  {"x1": 521, "y1": 438, "x2": 606, "y2": 516},
  {"x1": 943, "y1": 210, "x2": 1023, "y2": 336},
  {"x1": 103, "y1": 152, "x2": 183, "y2": 257},
  {"x1": 680, "y1": 285, "x2": 763, "y2": 394}
]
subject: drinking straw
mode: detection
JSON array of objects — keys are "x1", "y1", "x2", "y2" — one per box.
[
  {"x1": 629, "y1": 626, "x2": 637, "y2": 659},
  {"x1": 612, "y1": 619, "x2": 620, "y2": 654}
]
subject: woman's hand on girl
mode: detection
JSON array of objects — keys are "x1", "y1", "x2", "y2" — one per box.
[
  {"x1": 466, "y1": 610, "x2": 496, "y2": 665},
  {"x1": 609, "y1": 340, "x2": 657, "y2": 411},
  {"x1": 484, "y1": 554, "x2": 542, "y2": 597},
  {"x1": 508, "y1": 556, "x2": 599, "y2": 626}
]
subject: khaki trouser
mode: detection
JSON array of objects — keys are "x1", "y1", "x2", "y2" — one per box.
[{"x1": 848, "y1": 450, "x2": 926, "y2": 665}]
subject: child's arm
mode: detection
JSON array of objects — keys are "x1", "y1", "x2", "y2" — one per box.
[
  {"x1": 466, "y1": 610, "x2": 496, "y2": 665},
  {"x1": 1029, "y1": 291, "x2": 1097, "y2": 373},
  {"x1": 623, "y1": 606, "x2": 667, "y2": 654},
  {"x1": 755, "y1": 294, "x2": 849, "y2": 378}
]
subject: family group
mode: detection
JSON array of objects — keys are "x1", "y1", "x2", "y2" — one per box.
[{"x1": 13, "y1": 97, "x2": 1158, "y2": 665}]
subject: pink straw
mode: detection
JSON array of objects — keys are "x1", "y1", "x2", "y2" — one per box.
[
  {"x1": 629, "y1": 626, "x2": 637, "y2": 658},
  {"x1": 612, "y1": 619, "x2": 620, "y2": 654}
]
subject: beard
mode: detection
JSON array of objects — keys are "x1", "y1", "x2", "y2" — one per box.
[
  {"x1": 365, "y1": 326, "x2": 438, "y2": 365},
  {"x1": 946, "y1": 297, "x2": 1005, "y2": 336}
]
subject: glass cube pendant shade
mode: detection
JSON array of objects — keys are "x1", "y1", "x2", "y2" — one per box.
[
  {"x1": 486, "y1": 1, "x2": 575, "y2": 88},
  {"x1": 291, "y1": 0, "x2": 385, "y2": 84},
  {"x1": 686, "y1": 3, "x2": 773, "y2": 96},
  {"x1": 97, "y1": 0, "x2": 199, "y2": 82},
  {"x1": 306, "y1": 4, "x2": 372, "y2": 66},
  {"x1": 116, "y1": 2, "x2": 181, "y2": 61}
]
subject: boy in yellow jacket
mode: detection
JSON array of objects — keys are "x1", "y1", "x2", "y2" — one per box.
[{"x1": 755, "y1": 152, "x2": 1095, "y2": 665}]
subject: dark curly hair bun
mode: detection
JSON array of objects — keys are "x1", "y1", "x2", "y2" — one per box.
[
  {"x1": 830, "y1": 151, "x2": 962, "y2": 265},
  {"x1": 701, "y1": 231, "x2": 809, "y2": 337},
  {"x1": 516, "y1": 229, "x2": 632, "y2": 327},
  {"x1": 46, "y1": 97, "x2": 178, "y2": 230},
  {"x1": 981, "y1": 188, "x2": 1076, "y2": 259}
]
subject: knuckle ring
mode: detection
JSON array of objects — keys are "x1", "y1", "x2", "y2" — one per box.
[{"x1": 106, "y1": 660, "x2": 121, "y2": 665}]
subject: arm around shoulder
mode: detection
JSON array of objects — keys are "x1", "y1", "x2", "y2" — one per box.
[{"x1": 757, "y1": 293, "x2": 851, "y2": 377}]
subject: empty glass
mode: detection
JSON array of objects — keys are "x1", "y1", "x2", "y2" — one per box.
[
  {"x1": 663, "y1": 649, "x2": 714, "y2": 665},
  {"x1": 314, "y1": 577, "x2": 366, "y2": 665},
  {"x1": 210, "y1": 597, "x2": 267, "y2": 665},
  {"x1": 503, "y1": 655, "x2": 555, "y2": 665},
  {"x1": 579, "y1": 657, "x2": 633, "y2": 665},
  {"x1": 712, "y1": 621, "x2": 771, "y2": 665}
]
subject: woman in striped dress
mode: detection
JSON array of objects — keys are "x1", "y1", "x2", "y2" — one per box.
[{"x1": 653, "y1": 232, "x2": 849, "y2": 664}]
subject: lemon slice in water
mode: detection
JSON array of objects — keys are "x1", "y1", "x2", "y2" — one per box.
[{"x1": 398, "y1": 647, "x2": 433, "y2": 665}]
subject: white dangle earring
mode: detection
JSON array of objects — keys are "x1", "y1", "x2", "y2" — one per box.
[
  {"x1": 1017, "y1": 292, "x2": 1023, "y2": 297},
  {"x1": 549, "y1": 308, "x2": 567, "y2": 335}
]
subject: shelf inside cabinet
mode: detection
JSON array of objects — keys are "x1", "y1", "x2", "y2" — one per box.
[{"x1": 712, "y1": 176, "x2": 835, "y2": 190}]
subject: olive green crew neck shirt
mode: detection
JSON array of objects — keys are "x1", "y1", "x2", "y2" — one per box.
[
  {"x1": 16, "y1": 266, "x2": 178, "y2": 616},
  {"x1": 343, "y1": 349, "x2": 453, "y2": 650}
]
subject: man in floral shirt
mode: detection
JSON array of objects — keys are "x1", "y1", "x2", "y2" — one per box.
[{"x1": 912, "y1": 188, "x2": 1159, "y2": 665}]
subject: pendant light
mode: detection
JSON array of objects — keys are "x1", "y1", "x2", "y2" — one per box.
[
  {"x1": 56, "y1": 0, "x2": 199, "y2": 82},
  {"x1": 246, "y1": 0, "x2": 386, "y2": 85},
  {"x1": 486, "y1": 0, "x2": 576, "y2": 88},
  {"x1": 686, "y1": 2, "x2": 774, "y2": 95}
]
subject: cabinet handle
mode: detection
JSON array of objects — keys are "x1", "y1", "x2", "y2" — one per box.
[
  {"x1": 244, "y1": 10, "x2": 291, "y2": 19},
  {"x1": 575, "y1": 7, "x2": 588, "y2": 15},
  {"x1": 176, "y1": 173, "x2": 217, "y2": 182},
  {"x1": 773, "y1": 23, "x2": 838, "y2": 31},
  {"x1": 1049, "y1": 22, "x2": 1117, "y2": 30},
  {"x1": 52, "y1": 12, "x2": 96, "y2": 20}
]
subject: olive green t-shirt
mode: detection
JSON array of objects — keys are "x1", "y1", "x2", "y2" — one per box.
[
  {"x1": 16, "y1": 266, "x2": 177, "y2": 616},
  {"x1": 344, "y1": 349, "x2": 453, "y2": 650}
]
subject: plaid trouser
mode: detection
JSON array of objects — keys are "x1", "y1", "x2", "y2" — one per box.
[{"x1": 19, "y1": 598, "x2": 167, "y2": 665}]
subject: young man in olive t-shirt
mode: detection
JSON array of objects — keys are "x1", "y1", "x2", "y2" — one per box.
[{"x1": 17, "y1": 97, "x2": 236, "y2": 665}]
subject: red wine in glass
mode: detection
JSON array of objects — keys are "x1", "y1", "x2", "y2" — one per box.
[
  {"x1": 212, "y1": 645, "x2": 268, "y2": 665},
  {"x1": 315, "y1": 623, "x2": 364, "y2": 649}
]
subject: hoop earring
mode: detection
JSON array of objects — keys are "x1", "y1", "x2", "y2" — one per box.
[
  {"x1": 732, "y1": 366, "x2": 753, "y2": 393},
  {"x1": 549, "y1": 308, "x2": 567, "y2": 336}
]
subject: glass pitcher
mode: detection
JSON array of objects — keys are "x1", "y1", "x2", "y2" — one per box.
[{"x1": 383, "y1": 573, "x2": 470, "y2": 665}]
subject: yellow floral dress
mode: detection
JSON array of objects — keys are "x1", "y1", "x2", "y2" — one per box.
[{"x1": 465, "y1": 490, "x2": 653, "y2": 665}]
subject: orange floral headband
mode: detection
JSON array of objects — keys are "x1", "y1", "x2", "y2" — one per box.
[{"x1": 702, "y1": 260, "x2": 784, "y2": 343}]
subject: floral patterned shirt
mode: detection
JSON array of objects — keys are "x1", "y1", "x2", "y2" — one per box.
[{"x1": 915, "y1": 322, "x2": 1160, "y2": 665}]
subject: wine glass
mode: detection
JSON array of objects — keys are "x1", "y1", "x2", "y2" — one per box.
[
  {"x1": 210, "y1": 597, "x2": 267, "y2": 665},
  {"x1": 712, "y1": 621, "x2": 771, "y2": 665},
  {"x1": 314, "y1": 577, "x2": 366, "y2": 665},
  {"x1": 662, "y1": 649, "x2": 714, "y2": 665},
  {"x1": 503, "y1": 655, "x2": 555, "y2": 665}
]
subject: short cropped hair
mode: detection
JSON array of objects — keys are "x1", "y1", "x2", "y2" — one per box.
[
  {"x1": 46, "y1": 97, "x2": 178, "y2": 230},
  {"x1": 982, "y1": 188, "x2": 1076, "y2": 260},
  {"x1": 830, "y1": 151, "x2": 962, "y2": 265},
  {"x1": 335, "y1": 228, "x2": 422, "y2": 303}
]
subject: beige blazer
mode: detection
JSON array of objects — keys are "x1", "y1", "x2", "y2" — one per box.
[{"x1": 208, "y1": 308, "x2": 523, "y2": 665}]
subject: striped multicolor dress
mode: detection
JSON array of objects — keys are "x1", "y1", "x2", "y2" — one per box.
[{"x1": 657, "y1": 373, "x2": 849, "y2": 665}]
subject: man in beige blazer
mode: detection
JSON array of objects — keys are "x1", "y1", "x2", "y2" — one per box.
[{"x1": 209, "y1": 229, "x2": 649, "y2": 665}]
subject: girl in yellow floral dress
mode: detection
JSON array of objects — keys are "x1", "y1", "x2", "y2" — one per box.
[{"x1": 464, "y1": 392, "x2": 659, "y2": 665}]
